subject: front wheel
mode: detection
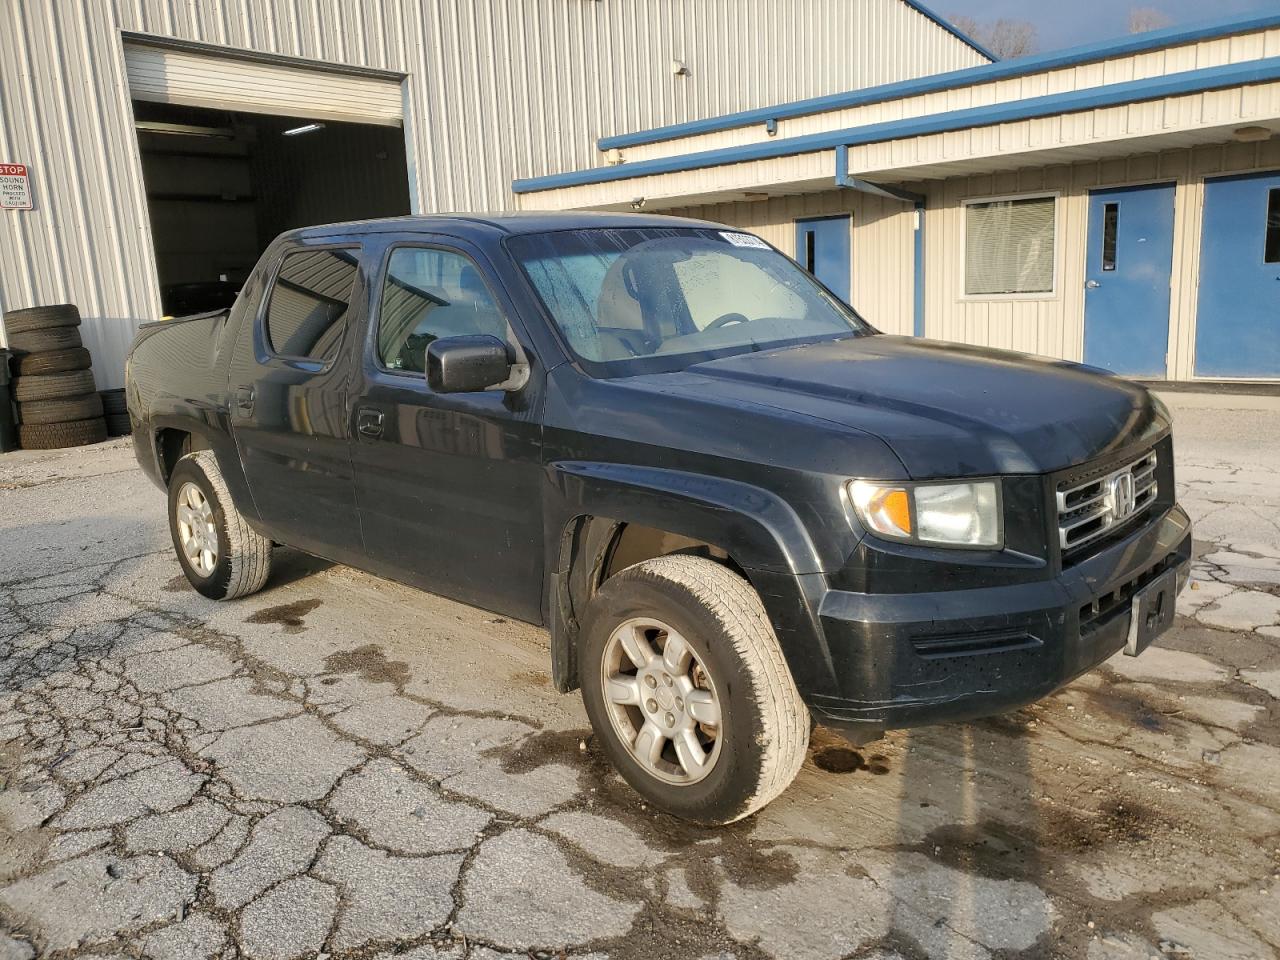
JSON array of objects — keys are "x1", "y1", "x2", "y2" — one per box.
[
  {"x1": 580, "y1": 555, "x2": 809, "y2": 825},
  {"x1": 167, "y1": 450, "x2": 272, "y2": 600}
]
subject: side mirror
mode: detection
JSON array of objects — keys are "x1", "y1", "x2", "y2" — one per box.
[{"x1": 426, "y1": 335, "x2": 512, "y2": 393}]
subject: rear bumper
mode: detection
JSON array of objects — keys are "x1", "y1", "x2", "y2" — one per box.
[{"x1": 805, "y1": 504, "x2": 1192, "y2": 738}]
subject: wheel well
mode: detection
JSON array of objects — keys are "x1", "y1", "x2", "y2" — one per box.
[
  {"x1": 551, "y1": 517, "x2": 742, "y2": 693},
  {"x1": 155, "y1": 428, "x2": 210, "y2": 484},
  {"x1": 604, "y1": 522, "x2": 735, "y2": 581}
]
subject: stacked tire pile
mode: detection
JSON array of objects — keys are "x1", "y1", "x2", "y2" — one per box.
[
  {"x1": 6, "y1": 304, "x2": 107, "y2": 449},
  {"x1": 102, "y1": 388, "x2": 130, "y2": 438}
]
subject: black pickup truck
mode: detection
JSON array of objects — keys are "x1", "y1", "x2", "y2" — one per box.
[{"x1": 126, "y1": 212, "x2": 1191, "y2": 824}]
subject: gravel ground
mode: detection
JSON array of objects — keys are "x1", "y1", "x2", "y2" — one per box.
[{"x1": 0, "y1": 394, "x2": 1277, "y2": 960}]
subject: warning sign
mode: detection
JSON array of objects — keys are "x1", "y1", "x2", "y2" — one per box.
[{"x1": 0, "y1": 163, "x2": 33, "y2": 210}]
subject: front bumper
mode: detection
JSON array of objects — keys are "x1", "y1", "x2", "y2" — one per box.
[{"x1": 805, "y1": 504, "x2": 1192, "y2": 738}]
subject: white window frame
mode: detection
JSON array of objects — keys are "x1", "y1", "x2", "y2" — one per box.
[{"x1": 960, "y1": 191, "x2": 1060, "y2": 302}]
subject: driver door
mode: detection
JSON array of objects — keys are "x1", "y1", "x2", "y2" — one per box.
[{"x1": 348, "y1": 238, "x2": 546, "y2": 621}]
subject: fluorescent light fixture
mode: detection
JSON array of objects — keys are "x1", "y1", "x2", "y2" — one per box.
[
  {"x1": 135, "y1": 121, "x2": 233, "y2": 139},
  {"x1": 283, "y1": 123, "x2": 325, "y2": 136}
]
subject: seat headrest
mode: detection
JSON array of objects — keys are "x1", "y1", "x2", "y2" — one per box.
[
  {"x1": 456, "y1": 264, "x2": 488, "y2": 302},
  {"x1": 596, "y1": 257, "x2": 644, "y2": 331}
]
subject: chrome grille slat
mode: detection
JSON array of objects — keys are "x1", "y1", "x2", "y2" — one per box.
[{"x1": 1057, "y1": 450, "x2": 1158, "y2": 552}]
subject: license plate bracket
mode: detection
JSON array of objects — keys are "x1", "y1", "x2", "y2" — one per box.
[{"x1": 1124, "y1": 568, "x2": 1178, "y2": 657}]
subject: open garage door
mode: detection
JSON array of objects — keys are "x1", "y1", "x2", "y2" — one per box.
[
  {"x1": 123, "y1": 36, "x2": 404, "y2": 127},
  {"x1": 130, "y1": 102, "x2": 412, "y2": 317},
  {"x1": 124, "y1": 37, "x2": 412, "y2": 318}
]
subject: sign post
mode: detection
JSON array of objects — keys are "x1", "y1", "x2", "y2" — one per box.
[{"x1": 0, "y1": 163, "x2": 33, "y2": 210}]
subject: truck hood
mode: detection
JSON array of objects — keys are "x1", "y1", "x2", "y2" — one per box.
[{"x1": 657, "y1": 335, "x2": 1168, "y2": 478}]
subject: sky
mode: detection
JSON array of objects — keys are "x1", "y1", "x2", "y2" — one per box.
[{"x1": 938, "y1": 0, "x2": 1280, "y2": 52}]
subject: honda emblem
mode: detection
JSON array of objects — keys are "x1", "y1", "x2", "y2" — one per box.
[{"x1": 1109, "y1": 471, "x2": 1137, "y2": 520}]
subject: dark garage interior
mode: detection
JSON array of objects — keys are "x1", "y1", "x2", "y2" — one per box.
[{"x1": 131, "y1": 101, "x2": 411, "y2": 315}]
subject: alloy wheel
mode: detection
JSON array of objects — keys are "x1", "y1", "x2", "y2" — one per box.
[{"x1": 600, "y1": 617, "x2": 723, "y2": 785}]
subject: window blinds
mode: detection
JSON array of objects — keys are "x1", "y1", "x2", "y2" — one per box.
[{"x1": 965, "y1": 197, "x2": 1056, "y2": 296}]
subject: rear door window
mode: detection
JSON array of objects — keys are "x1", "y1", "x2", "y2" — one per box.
[{"x1": 264, "y1": 248, "x2": 360, "y2": 361}]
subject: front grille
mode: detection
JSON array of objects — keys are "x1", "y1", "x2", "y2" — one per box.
[{"x1": 1057, "y1": 449, "x2": 1158, "y2": 552}]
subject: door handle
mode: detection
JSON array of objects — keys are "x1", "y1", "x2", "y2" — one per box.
[
  {"x1": 234, "y1": 386, "x2": 255, "y2": 415},
  {"x1": 1085, "y1": 280, "x2": 1101, "y2": 289},
  {"x1": 356, "y1": 407, "x2": 385, "y2": 439}
]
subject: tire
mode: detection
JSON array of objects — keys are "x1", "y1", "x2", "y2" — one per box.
[
  {"x1": 100, "y1": 388, "x2": 127, "y2": 415},
  {"x1": 105, "y1": 412, "x2": 131, "y2": 437},
  {"x1": 580, "y1": 554, "x2": 809, "y2": 825},
  {"x1": 18, "y1": 417, "x2": 107, "y2": 450},
  {"x1": 18, "y1": 393, "x2": 104, "y2": 425},
  {"x1": 168, "y1": 450, "x2": 272, "y2": 600},
  {"x1": 3, "y1": 304, "x2": 80, "y2": 336},
  {"x1": 13, "y1": 370, "x2": 97, "y2": 402},
  {"x1": 8, "y1": 326, "x2": 83, "y2": 355},
  {"x1": 14, "y1": 347, "x2": 92, "y2": 376}
]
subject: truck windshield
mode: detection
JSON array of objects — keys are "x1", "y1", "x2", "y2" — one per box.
[{"x1": 508, "y1": 227, "x2": 872, "y2": 376}]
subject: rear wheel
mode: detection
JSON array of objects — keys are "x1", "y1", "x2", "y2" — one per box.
[
  {"x1": 168, "y1": 450, "x2": 272, "y2": 600},
  {"x1": 580, "y1": 555, "x2": 809, "y2": 825}
]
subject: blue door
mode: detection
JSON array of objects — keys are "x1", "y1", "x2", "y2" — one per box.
[
  {"x1": 1083, "y1": 182, "x2": 1175, "y2": 377},
  {"x1": 796, "y1": 215, "x2": 851, "y2": 302},
  {"x1": 1196, "y1": 171, "x2": 1280, "y2": 378}
]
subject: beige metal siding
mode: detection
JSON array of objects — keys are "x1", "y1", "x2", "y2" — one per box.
[
  {"x1": 0, "y1": 0, "x2": 984, "y2": 385},
  {"x1": 0, "y1": 1, "x2": 159, "y2": 381},
  {"x1": 619, "y1": 24, "x2": 1280, "y2": 164},
  {"x1": 921, "y1": 140, "x2": 1280, "y2": 380},
  {"x1": 124, "y1": 43, "x2": 405, "y2": 126},
  {"x1": 848, "y1": 79, "x2": 1280, "y2": 181}
]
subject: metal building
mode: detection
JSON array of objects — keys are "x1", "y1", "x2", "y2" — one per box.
[
  {"x1": 0, "y1": 0, "x2": 988, "y2": 388},
  {"x1": 517, "y1": 12, "x2": 1280, "y2": 383}
]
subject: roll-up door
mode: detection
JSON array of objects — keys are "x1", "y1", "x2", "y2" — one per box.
[{"x1": 124, "y1": 39, "x2": 404, "y2": 127}]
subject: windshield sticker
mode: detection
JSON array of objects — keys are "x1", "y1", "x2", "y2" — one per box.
[{"x1": 719, "y1": 231, "x2": 770, "y2": 249}]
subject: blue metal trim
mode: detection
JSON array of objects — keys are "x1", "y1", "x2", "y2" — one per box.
[
  {"x1": 898, "y1": 0, "x2": 997, "y2": 62},
  {"x1": 515, "y1": 57, "x2": 1280, "y2": 194},
  {"x1": 835, "y1": 141, "x2": 848, "y2": 186},
  {"x1": 836, "y1": 147, "x2": 925, "y2": 204},
  {"x1": 594, "y1": 11, "x2": 1280, "y2": 152}
]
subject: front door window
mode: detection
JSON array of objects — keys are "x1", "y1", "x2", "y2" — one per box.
[{"x1": 376, "y1": 247, "x2": 508, "y2": 374}]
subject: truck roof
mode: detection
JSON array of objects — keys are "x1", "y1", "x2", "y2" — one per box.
[{"x1": 283, "y1": 210, "x2": 726, "y2": 242}]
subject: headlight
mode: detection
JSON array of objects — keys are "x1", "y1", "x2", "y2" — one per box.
[{"x1": 848, "y1": 479, "x2": 1001, "y2": 548}]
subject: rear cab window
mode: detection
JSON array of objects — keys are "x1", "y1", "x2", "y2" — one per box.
[{"x1": 264, "y1": 248, "x2": 361, "y2": 362}]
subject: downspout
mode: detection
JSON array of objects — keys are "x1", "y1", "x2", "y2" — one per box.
[
  {"x1": 913, "y1": 200, "x2": 925, "y2": 337},
  {"x1": 834, "y1": 145, "x2": 927, "y2": 336}
]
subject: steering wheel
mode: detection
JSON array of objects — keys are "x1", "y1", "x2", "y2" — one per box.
[{"x1": 705, "y1": 312, "x2": 751, "y2": 330}]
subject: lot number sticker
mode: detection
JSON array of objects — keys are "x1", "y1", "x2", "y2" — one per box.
[
  {"x1": 0, "y1": 163, "x2": 32, "y2": 210},
  {"x1": 720, "y1": 231, "x2": 770, "y2": 249}
]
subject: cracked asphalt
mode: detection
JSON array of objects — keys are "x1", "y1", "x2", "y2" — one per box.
[{"x1": 1, "y1": 393, "x2": 1278, "y2": 960}]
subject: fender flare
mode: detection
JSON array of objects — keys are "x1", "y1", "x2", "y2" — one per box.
[
  {"x1": 544, "y1": 461, "x2": 838, "y2": 698},
  {"x1": 148, "y1": 407, "x2": 259, "y2": 523}
]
